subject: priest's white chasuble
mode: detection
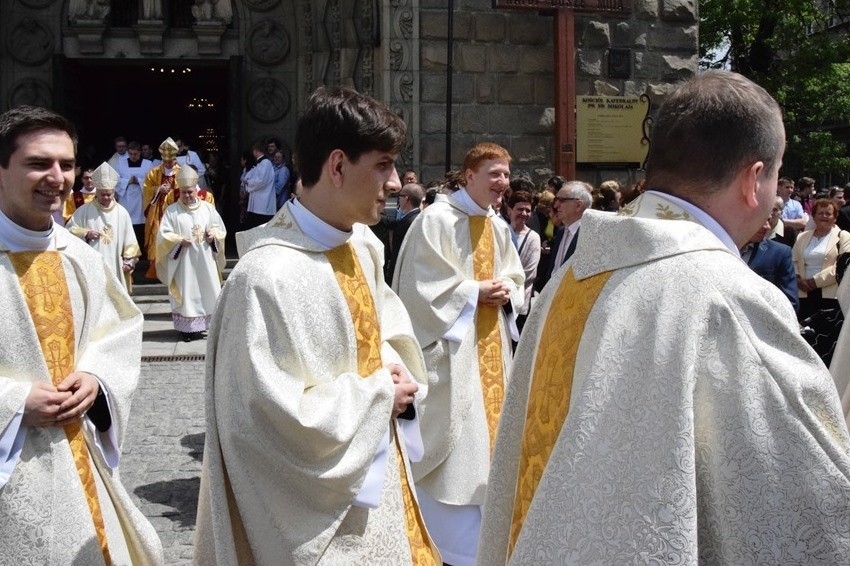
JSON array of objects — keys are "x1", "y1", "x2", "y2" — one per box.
[
  {"x1": 66, "y1": 199, "x2": 141, "y2": 292},
  {"x1": 0, "y1": 217, "x2": 162, "y2": 565},
  {"x1": 479, "y1": 192, "x2": 850, "y2": 565},
  {"x1": 156, "y1": 200, "x2": 226, "y2": 330},
  {"x1": 194, "y1": 200, "x2": 439, "y2": 565}
]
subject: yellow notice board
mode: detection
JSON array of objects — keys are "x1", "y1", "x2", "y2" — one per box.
[{"x1": 576, "y1": 95, "x2": 651, "y2": 167}]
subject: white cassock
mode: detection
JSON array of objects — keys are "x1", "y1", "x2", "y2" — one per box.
[
  {"x1": 155, "y1": 199, "x2": 225, "y2": 332},
  {"x1": 194, "y1": 199, "x2": 439, "y2": 565},
  {"x1": 0, "y1": 210, "x2": 163, "y2": 565},
  {"x1": 115, "y1": 158, "x2": 153, "y2": 224},
  {"x1": 392, "y1": 188, "x2": 524, "y2": 566},
  {"x1": 479, "y1": 192, "x2": 850, "y2": 565},
  {"x1": 107, "y1": 151, "x2": 128, "y2": 173},
  {"x1": 66, "y1": 199, "x2": 141, "y2": 292}
]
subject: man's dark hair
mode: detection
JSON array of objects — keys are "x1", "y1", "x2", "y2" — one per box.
[
  {"x1": 295, "y1": 86, "x2": 407, "y2": 187},
  {"x1": 645, "y1": 70, "x2": 783, "y2": 196},
  {"x1": 510, "y1": 178, "x2": 535, "y2": 194},
  {"x1": 546, "y1": 176, "x2": 566, "y2": 192},
  {"x1": 0, "y1": 106, "x2": 78, "y2": 168},
  {"x1": 128, "y1": 141, "x2": 140, "y2": 151},
  {"x1": 252, "y1": 140, "x2": 266, "y2": 154}
]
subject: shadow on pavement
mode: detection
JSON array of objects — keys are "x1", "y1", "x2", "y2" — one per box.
[
  {"x1": 135, "y1": 477, "x2": 200, "y2": 529},
  {"x1": 181, "y1": 432, "x2": 205, "y2": 462}
]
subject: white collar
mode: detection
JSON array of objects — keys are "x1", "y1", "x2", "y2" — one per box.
[
  {"x1": 451, "y1": 188, "x2": 490, "y2": 217},
  {"x1": 565, "y1": 218, "x2": 581, "y2": 235},
  {"x1": 289, "y1": 198, "x2": 351, "y2": 251},
  {"x1": 646, "y1": 190, "x2": 740, "y2": 258},
  {"x1": 0, "y1": 207, "x2": 57, "y2": 252}
]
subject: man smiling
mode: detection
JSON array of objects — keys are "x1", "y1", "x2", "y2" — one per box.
[
  {"x1": 393, "y1": 142, "x2": 525, "y2": 566},
  {"x1": 0, "y1": 106, "x2": 162, "y2": 563}
]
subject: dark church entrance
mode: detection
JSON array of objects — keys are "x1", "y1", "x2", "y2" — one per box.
[{"x1": 57, "y1": 58, "x2": 231, "y2": 171}]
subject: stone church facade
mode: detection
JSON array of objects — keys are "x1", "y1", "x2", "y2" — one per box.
[{"x1": 0, "y1": 0, "x2": 697, "y2": 185}]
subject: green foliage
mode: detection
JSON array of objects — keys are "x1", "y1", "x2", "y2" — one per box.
[{"x1": 700, "y1": 0, "x2": 850, "y2": 178}]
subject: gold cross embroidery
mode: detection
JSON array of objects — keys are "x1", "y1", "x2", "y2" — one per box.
[
  {"x1": 191, "y1": 224, "x2": 205, "y2": 244},
  {"x1": 100, "y1": 224, "x2": 114, "y2": 245}
]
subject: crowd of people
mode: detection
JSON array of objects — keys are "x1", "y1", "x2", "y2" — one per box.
[{"x1": 1, "y1": 70, "x2": 850, "y2": 566}]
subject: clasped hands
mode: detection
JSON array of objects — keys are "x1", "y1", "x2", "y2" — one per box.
[
  {"x1": 478, "y1": 278, "x2": 511, "y2": 306},
  {"x1": 23, "y1": 372, "x2": 100, "y2": 428},
  {"x1": 797, "y1": 275, "x2": 818, "y2": 294}
]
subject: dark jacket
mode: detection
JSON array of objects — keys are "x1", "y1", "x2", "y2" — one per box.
[{"x1": 747, "y1": 239, "x2": 799, "y2": 312}]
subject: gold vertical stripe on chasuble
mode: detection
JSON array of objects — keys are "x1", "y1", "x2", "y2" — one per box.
[
  {"x1": 325, "y1": 242, "x2": 439, "y2": 565},
  {"x1": 9, "y1": 251, "x2": 112, "y2": 565},
  {"x1": 508, "y1": 267, "x2": 612, "y2": 557},
  {"x1": 469, "y1": 216, "x2": 505, "y2": 451}
]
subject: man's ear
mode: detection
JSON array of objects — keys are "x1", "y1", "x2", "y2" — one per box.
[
  {"x1": 326, "y1": 149, "x2": 346, "y2": 188},
  {"x1": 739, "y1": 160, "x2": 765, "y2": 209}
]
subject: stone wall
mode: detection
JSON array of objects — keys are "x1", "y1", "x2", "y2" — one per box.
[{"x1": 418, "y1": 0, "x2": 698, "y2": 186}]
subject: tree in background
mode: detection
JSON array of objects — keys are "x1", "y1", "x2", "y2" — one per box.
[{"x1": 700, "y1": 0, "x2": 850, "y2": 180}]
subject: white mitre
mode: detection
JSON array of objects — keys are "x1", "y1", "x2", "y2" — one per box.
[
  {"x1": 175, "y1": 166, "x2": 199, "y2": 189},
  {"x1": 91, "y1": 162, "x2": 120, "y2": 191}
]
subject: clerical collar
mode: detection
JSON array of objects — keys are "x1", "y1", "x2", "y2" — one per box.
[
  {"x1": 452, "y1": 188, "x2": 490, "y2": 217},
  {"x1": 80, "y1": 187, "x2": 95, "y2": 194},
  {"x1": 0, "y1": 207, "x2": 57, "y2": 252},
  {"x1": 289, "y1": 198, "x2": 350, "y2": 251},
  {"x1": 645, "y1": 190, "x2": 740, "y2": 257},
  {"x1": 179, "y1": 199, "x2": 203, "y2": 212}
]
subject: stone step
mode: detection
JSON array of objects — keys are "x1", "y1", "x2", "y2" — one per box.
[{"x1": 132, "y1": 266, "x2": 233, "y2": 296}]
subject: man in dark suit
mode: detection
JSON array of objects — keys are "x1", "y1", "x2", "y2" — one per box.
[
  {"x1": 534, "y1": 180, "x2": 593, "y2": 292},
  {"x1": 381, "y1": 182, "x2": 423, "y2": 284},
  {"x1": 742, "y1": 220, "x2": 799, "y2": 312}
]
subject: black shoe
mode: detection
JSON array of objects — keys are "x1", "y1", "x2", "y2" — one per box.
[{"x1": 181, "y1": 332, "x2": 193, "y2": 342}]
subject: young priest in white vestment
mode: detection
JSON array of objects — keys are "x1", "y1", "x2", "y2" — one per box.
[
  {"x1": 0, "y1": 106, "x2": 163, "y2": 564},
  {"x1": 194, "y1": 86, "x2": 441, "y2": 565}
]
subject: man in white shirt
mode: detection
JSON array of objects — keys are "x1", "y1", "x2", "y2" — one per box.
[
  {"x1": 778, "y1": 176, "x2": 807, "y2": 230},
  {"x1": 242, "y1": 140, "x2": 276, "y2": 228},
  {"x1": 175, "y1": 136, "x2": 207, "y2": 188},
  {"x1": 115, "y1": 140, "x2": 152, "y2": 251}
]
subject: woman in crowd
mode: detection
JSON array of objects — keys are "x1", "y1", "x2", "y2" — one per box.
[
  {"x1": 793, "y1": 198, "x2": 850, "y2": 365},
  {"x1": 507, "y1": 190, "x2": 541, "y2": 334}
]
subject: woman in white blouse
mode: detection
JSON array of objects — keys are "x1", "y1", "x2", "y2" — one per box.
[{"x1": 793, "y1": 198, "x2": 850, "y2": 363}]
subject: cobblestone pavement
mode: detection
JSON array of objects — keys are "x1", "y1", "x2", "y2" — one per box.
[{"x1": 120, "y1": 360, "x2": 206, "y2": 565}]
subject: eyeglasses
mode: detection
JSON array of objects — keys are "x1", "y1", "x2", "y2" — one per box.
[
  {"x1": 82, "y1": 176, "x2": 92, "y2": 180},
  {"x1": 554, "y1": 197, "x2": 580, "y2": 203}
]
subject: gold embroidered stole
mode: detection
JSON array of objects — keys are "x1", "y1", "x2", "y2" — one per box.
[
  {"x1": 469, "y1": 215, "x2": 505, "y2": 451},
  {"x1": 325, "y1": 242, "x2": 438, "y2": 565},
  {"x1": 507, "y1": 268, "x2": 612, "y2": 556},
  {"x1": 9, "y1": 251, "x2": 112, "y2": 564}
]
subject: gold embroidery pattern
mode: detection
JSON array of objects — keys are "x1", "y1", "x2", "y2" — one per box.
[
  {"x1": 325, "y1": 243, "x2": 438, "y2": 565},
  {"x1": 655, "y1": 203, "x2": 691, "y2": 221},
  {"x1": 100, "y1": 224, "x2": 114, "y2": 245},
  {"x1": 469, "y1": 216, "x2": 505, "y2": 451},
  {"x1": 508, "y1": 268, "x2": 612, "y2": 556},
  {"x1": 9, "y1": 251, "x2": 112, "y2": 565},
  {"x1": 191, "y1": 224, "x2": 205, "y2": 244}
]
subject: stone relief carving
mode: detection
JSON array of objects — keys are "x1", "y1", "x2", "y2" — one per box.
[
  {"x1": 245, "y1": 0, "x2": 280, "y2": 11},
  {"x1": 191, "y1": 0, "x2": 233, "y2": 26},
  {"x1": 248, "y1": 21, "x2": 290, "y2": 65},
  {"x1": 9, "y1": 78, "x2": 52, "y2": 108},
  {"x1": 8, "y1": 18, "x2": 55, "y2": 66},
  {"x1": 141, "y1": 0, "x2": 163, "y2": 20},
  {"x1": 68, "y1": 0, "x2": 110, "y2": 21},
  {"x1": 247, "y1": 78, "x2": 291, "y2": 122},
  {"x1": 383, "y1": 0, "x2": 417, "y2": 169}
]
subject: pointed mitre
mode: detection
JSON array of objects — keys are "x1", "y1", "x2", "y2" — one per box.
[
  {"x1": 91, "y1": 162, "x2": 119, "y2": 191},
  {"x1": 159, "y1": 137, "x2": 179, "y2": 159},
  {"x1": 175, "y1": 165, "x2": 199, "y2": 188}
]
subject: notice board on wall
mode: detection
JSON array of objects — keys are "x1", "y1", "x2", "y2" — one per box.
[{"x1": 576, "y1": 95, "x2": 651, "y2": 167}]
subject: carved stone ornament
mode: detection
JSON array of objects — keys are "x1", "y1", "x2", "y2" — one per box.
[
  {"x1": 248, "y1": 20, "x2": 290, "y2": 65},
  {"x1": 9, "y1": 78, "x2": 52, "y2": 108},
  {"x1": 247, "y1": 78, "x2": 290, "y2": 122},
  {"x1": 20, "y1": 0, "x2": 56, "y2": 8},
  {"x1": 8, "y1": 18, "x2": 55, "y2": 66},
  {"x1": 244, "y1": 0, "x2": 280, "y2": 12}
]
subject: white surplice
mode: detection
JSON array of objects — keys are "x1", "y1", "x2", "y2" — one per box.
[
  {"x1": 115, "y1": 157, "x2": 153, "y2": 224},
  {"x1": 479, "y1": 192, "x2": 850, "y2": 565}
]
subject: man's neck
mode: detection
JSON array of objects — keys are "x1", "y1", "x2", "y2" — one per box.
[{"x1": 298, "y1": 186, "x2": 354, "y2": 232}]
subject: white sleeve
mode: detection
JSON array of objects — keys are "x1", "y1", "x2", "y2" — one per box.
[
  {"x1": 442, "y1": 280, "x2": 479, "y2": 343},
  {"x1": 0, "y1": 401, "x2": 26, "y2": 489},
  {"x1": 83, "y1": 377, "x2": 121, "y2": 469},
  {"x1": 352, "y1": 430, "x2": 390, "y2": 508}
]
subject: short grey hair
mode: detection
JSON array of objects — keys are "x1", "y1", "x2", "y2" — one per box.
[{"x1": 563, "y1": 181, "x2": 593, "y2": 208}]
